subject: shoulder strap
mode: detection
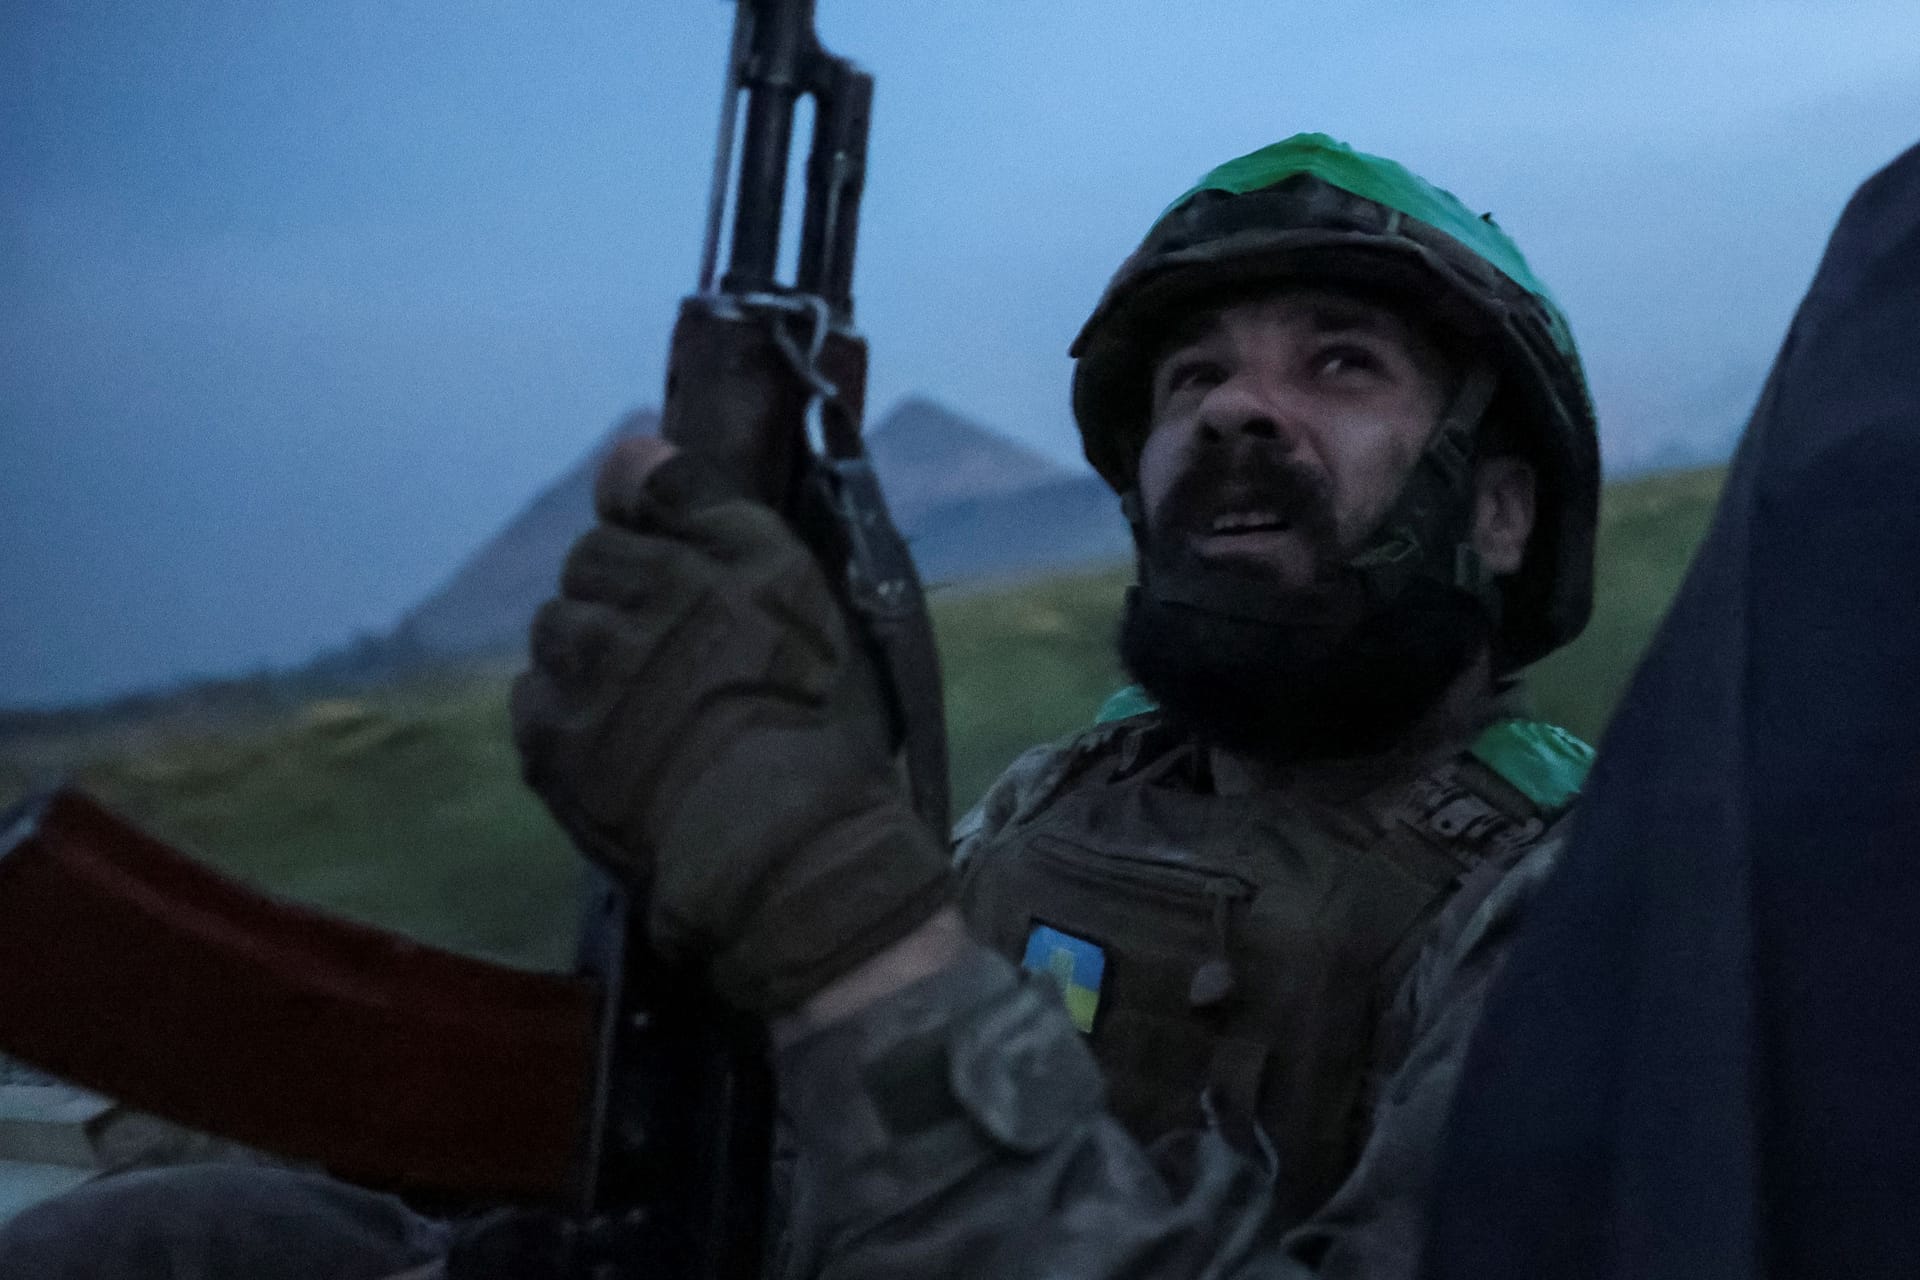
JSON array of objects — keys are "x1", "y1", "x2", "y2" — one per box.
[
  {"x1": 1376, "y1": 717, "x2": 1592, "y2": 897},
  {"x1": 1365, "y1": 718, "x2": 1594, "y2": 1068},
  {"x1": 1404, "y1": 718, "x2": 1591, "y2": 859}
]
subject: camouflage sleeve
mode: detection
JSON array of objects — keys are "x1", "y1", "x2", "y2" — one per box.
[
  {"x1": 774, "y1": 836, "x2": 1564, "y2": 1280},
  {"x1": 774, "y1": 947, "x2": 1292, "y2": 1280}
]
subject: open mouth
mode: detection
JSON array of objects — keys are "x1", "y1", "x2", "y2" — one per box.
[{"x1": 1206, "y1": 510, "x2": 1294, "y2": 536}]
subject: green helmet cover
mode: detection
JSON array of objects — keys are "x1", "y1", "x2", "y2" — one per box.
[
  {"x1": 1162, "y1": 134, "x2": 1577, "y2": 358},
  {"x1": 1072, "y1": 132, "x2": 1601, "y2": 667}
]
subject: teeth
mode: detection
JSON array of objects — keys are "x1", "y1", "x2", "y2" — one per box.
[{"x1": 1210, "y1": 510, "x2": 1289, "y2": 534}]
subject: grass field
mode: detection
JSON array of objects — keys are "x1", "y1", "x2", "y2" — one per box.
[{"x1": 0, "y1": 464, "x2": 1726, "y2": 971}]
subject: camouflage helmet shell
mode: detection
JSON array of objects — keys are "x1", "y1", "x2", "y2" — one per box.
[{"x1": 1071, "y1": 133, "x2": 1601, "y2": 668}]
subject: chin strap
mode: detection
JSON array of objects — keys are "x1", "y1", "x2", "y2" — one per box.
[{"x1": 1346, "y1": 361, "x2": 1502, "y2": 623}]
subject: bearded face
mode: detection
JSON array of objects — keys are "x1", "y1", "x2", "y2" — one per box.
[{"x1": 1117, "y1": 287, "x2": 1512, "y2": 762}]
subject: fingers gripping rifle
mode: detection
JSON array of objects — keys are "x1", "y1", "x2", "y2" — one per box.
[{"x1": 460, "y1": 5, "x2": 948, "y2": 1278}]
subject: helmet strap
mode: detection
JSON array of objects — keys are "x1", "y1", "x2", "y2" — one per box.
[{"x1": 1347, "y1": 361, "x2": 1502, "y2": 625}]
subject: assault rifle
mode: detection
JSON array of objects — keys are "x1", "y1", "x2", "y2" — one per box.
[
  {"x1": 509, "y1": 0, "x2": 950, "y2": 1272},
  {"x1": 0, "y1": 4, "x2": 943, "y2": 1277}
]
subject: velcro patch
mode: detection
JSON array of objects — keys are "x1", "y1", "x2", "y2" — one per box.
[{"x1": 1021, "y1": 925, "x2": 1105, "y2": 1034}]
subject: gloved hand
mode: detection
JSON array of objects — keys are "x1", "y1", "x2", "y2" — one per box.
[{"x1": 511, "y1": 439, "x2": 954, "y2": 1014}]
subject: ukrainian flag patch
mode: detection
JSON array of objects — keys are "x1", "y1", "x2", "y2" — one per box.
[{"x1": 1022, "y1": 924, "x2": 1105, "y2": 1034}]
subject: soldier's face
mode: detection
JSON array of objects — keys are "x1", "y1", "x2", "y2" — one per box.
[{"x1": 1136, "y1": 288, "x2": 1454, "y2": 592}]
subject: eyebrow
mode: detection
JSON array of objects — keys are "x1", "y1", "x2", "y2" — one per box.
[
  {"x1": 1301, "y1": 300, "x2": 1397, "y2": 336},
  {"x1": 1155, "y1": 297, "x2": 1401, "y2": 360},
  {"x1": 1156, "y1": 309, "x2": 1224, "y2": 358}
]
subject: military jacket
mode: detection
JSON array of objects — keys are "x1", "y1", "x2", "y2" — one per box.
[
  {"x1": 776, "y1": 707, "x2": 1588, "y2": 1279},
  {"x1": 954, "y1": 709, "x2": 1581, "y2": 1222}
]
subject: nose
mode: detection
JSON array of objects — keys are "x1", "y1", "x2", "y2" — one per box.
[{"x1": 1194, "y1": 374, "x2": 1303, "y2": 454}]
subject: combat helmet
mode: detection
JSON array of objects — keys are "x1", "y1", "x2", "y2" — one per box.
[{"x1": 1072, "y1": 133, "x2": 1600, "y2": 669}]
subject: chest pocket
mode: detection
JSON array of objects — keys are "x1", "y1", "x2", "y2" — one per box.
[{"x1": 1006, "y1": 834, "x2": 1258, "y2": 1145}]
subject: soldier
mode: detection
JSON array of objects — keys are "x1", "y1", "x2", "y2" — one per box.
[
  {"x1": 0, "y1": 133, "x2": 1597, "y2": 1279},
  {"x1": 512, "y1": 131, "x2": 1601, "y2": 1277}
]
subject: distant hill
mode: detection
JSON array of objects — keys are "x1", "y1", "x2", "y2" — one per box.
[
  {"x1": 862, "y1": 395, "x2": 1071, "y2": 529},
  {"x1": 394, "y1": 397, "x2": 1131, "y2": 660},
  {"x1": 911, "y1": 474, "x2": 1131, "y2": 586}
]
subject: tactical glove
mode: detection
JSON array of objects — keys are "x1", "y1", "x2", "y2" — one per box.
[{"x1": 511, "y1": 448, "x2": 954, "y2": 1014}]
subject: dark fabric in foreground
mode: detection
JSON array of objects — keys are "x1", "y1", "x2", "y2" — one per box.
[
  {"x1": 0, "y1": 1164, "x2": 446, "y2": 1280},
  {"x1": 1424, "y1": 140, "x2": 1920, "y2": 1280}
]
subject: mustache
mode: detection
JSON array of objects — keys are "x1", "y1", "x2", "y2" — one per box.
[{"x1": 1147, "y1": 448, "x2": 1337, "y2": 547}]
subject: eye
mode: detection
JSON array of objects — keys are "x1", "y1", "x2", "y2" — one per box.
[
  {"x1": 1162, "y1": 357, "x2": 1226, "y2": 395},
  {"x1": 1311, "y1": 342, "x2": 1385, "y2": 380}
]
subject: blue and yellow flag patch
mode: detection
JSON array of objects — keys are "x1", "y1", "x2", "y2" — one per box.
[{"x1": 1022, "y1": 924, "x2": 1105, "y2": 1034}]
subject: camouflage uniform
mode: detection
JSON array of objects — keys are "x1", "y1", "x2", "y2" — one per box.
[{"x1": 774, "y1": 704, "x2": 1579, "y2": 1280}]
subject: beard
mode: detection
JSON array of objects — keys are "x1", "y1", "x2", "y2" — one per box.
[
  {"x1": 1119, "y1": 574, "x2": 1490, "y2": 762},
  {"x1": 1119, "y1": 451, "x2": 1491, "y2": 762}
]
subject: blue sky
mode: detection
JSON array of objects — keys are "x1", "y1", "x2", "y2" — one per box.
[{"x1": 6, "y1": 0, "x2": 1920, "y2": 705}]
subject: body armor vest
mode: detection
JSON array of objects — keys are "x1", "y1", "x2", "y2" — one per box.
[{"x1": 958, "y1": 711, "x2": 1586, "y2": 1222}]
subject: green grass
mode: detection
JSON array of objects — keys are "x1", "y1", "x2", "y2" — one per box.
[
  {"x1": 1, "y1": 665, "x2": 585, "y2": 971},
  {"x1": 935, "y1": 566, "x2": 1133, "y2": 808},
  {"x1": 0, "y1": 465, "x2": 1726, "y2": 970},
  {"x1": 1528, "y1": 465, "x2": 1726, "y2": 738}
]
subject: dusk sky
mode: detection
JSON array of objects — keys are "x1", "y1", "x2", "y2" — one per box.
[{"x1": 6, "y1": 1, "x2": 1920, "y2": 706}]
